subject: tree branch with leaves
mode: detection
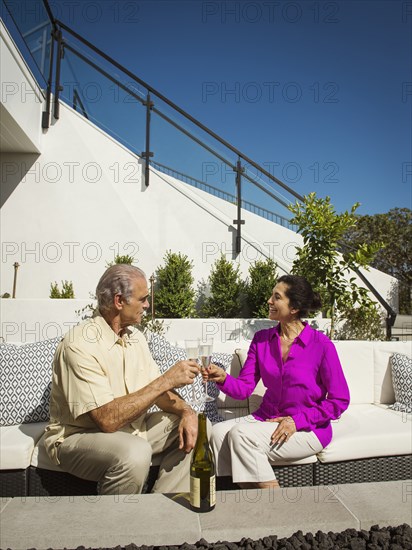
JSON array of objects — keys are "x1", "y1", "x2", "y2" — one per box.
[{"x1": 288, "y1": 193, "x2": 384, "y2": 339}]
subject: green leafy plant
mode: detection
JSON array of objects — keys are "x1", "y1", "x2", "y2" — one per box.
[
  {"x1": 288, "y1": 192, "x2": 384, "y2": 339},
  {"x1": 341, "y1": 207, "x2": 411, "y2": 314},
  {"x1": 106, "y1": 254, "x2": 135, "y2": 267},
  {"x1": 50, "y1": 280, "x2": 75, "y2": 299},
  {"x1": 137, "y1": 313, "x2": 166, "y2": 336},
  {"x1": 244, "y1": 258, "x2": 278, "y2": 318},
  {"x1": 194, "y1": 279, "x2": 208, "y2": 316},
  {"x1": 202, "y1": 255, "x2": 243, "y2": 318},
  {"x1": 334, "y1": 303, "x2": 384, "y2": 340},
  {"x1": 154, "y1": 251, "x2": 196, "y2": 318}
]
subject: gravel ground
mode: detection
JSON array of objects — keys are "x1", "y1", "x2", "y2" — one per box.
[{"x1": 67, "y1": 524, "x2": 412, "y2": 550}]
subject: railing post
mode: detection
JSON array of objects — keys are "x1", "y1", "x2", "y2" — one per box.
[
  {"x1": 42, "y1": 26, "x2": 55, "y2": 128},
  {"x1": 73, "y1": 89, "x2": 89, "y2": 119},
  {"x1": 385, "y1": 311, "x2": 397, "y2": 341},
  {"x1": 351, "y1": 265, "x2": 397, "y2": 340},
  {"x1": 141, "y1": 93, "x2": 154, "y2": 187},
  {"x1": 233, "y1": 158, "x2": 245, "y2": 254},
  {"x1": 12, "y1": 262, "x2": 20, "y2": 298},
  {"x1": 149, "y1": 273, "x2": 155, "y2": 319},
  {"x1": 53, "y1": 28, "x2": 64, "y2": 120}
]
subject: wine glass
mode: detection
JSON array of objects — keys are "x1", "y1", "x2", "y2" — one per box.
[
  {"x1": 198, "y1": 339, "x2": 214, "y2": 403},
  {"x1": 184, "y1": 339, "x2": 202, "y2": 406}
]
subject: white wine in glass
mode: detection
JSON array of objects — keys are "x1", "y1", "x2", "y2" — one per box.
[
  {"x1": 184, "y1": 339, "x2": 201, "y2": 405},
  {"x1": 199, "y1": 340, "x2": 214, "y2": 403}
]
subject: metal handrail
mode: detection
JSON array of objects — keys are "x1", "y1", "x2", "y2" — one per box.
[{"x1": 62, "y1": 41, "x2": 292, "y2": 211}]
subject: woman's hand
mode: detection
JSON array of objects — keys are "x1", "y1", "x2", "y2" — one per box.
[
  {"x1": 266, "y1": 416, "x2": 297, "y2": 445},
  {"x1": 201, "y1": 363, "x2": 227, "y2": 384}
]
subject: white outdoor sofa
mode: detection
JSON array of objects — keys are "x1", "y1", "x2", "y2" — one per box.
[{"x1": 0, "y1": 337, "x2": 411, "y2": 497}]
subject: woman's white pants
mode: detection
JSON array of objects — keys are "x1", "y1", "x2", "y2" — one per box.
[{"x1": 211, "y1": 415, "x2": 323, "y2": 483}]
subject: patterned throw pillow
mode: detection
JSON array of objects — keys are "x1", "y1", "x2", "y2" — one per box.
[
  {"x1": 0, "y1": 337, "x2": 61, "y2": 425},
  {"x1": 147, "y1": 333, "x2": 205, "y2": 413},
  {"x1": 147, "y1": 333, "x2": 232, "y2": 423},
  {"x1": 388, "y1": 352, "x2": 412, "y2": 414}
]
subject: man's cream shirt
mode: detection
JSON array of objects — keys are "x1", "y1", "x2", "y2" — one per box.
[{"x1": 44, "y1": 314, "x2": 160, "y2": 464}]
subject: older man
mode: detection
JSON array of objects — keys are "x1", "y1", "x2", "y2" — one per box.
[{"x1": 44, "y1": 265, "x2": 199, "y2": 494}]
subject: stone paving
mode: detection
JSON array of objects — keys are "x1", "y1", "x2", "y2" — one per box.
[{"x1": 1, "y1": 480, "x2": 411, "y2": 550}]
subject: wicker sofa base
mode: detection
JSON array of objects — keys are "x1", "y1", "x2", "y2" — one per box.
[
  {"x1": 0, "y1": 469, "x2": 28, "y2": 497},
  {"x1": 217, "y1": 463, "x2": 315, "y2": 491},
  {"x1": 29, "y1": 467, "x2": 98, "y2": 497},
  {"x1": 27, "y1": 465, "x2": 161, "y2": 497},
  {"x1": 1, "y1": 456, "x2": 410, "y2": 498},
  {"x1": 273, "y1": 463, "x2": 315, "y2": 487},
  {"x1": 27, "y1": 463, "x2": 315, "y2": 497},
  {"x1": 314, "y1": 455, "x2": 412, "y2": 485}
]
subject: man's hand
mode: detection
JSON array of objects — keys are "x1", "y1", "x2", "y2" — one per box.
[
  {"x1": 201, "y1": 363, "x2": 227, "y2": 384},
  {"x1": 163, "y1": 360, "x2": 200, "y2": 389},
  {"x1": 178, "y1": 408, "x2": 198, "y2": 453},
  {"x1": 266, "y1": 416, "x2": 297, "y2": 445}
]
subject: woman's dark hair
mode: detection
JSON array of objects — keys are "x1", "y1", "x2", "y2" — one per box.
[{"x1": 277, "y1": 275, "x2": 322, "y2": 318}]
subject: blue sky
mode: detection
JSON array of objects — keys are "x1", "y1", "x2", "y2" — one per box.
[{"x1": 3, "y1": 0, "x2": 412, "y2": 217}]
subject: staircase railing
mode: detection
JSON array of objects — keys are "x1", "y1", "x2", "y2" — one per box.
[{"x1": 151, "y1": 161, "x2": 297, "y2": 230}]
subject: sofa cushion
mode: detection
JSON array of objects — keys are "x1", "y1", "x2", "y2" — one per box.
[
  {"x1": 317, "y1": 404, "x2": 412, "y2": 463},
  {"x1": 206, "y1": 351, "x2": 235, "y2": 422},
  {"x1": 373, "y1": 341, "x2": 411, "y2": 404},
  {"x1": 333, "y1": 341, "x2": 374, "y2": 404},
  {"x1": 0, "y1": 423, "x2": 47, "y2": 469},
  {"x1": 388, "y1": 353, "x2": 412, "y2": 414},
  {"x1": 0, "y1": 337, "x2": 61, "y2": 425},
  {"x1": 147, "y1": 333, "x2": 232, "y2": 423},
  {"x1": 241, "y1": 341, "x2": 376, "y2": 410},
  {"x1": 215, "y1": 350, "x2": 249, "y2": 410}
]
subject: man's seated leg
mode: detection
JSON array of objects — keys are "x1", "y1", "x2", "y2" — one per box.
[
  {"x1": 58, "y1": 431, "x2": 152, "y2": 495},
  {"x1": 146, "y1": 411, "x2": 193, "y2": 494}
]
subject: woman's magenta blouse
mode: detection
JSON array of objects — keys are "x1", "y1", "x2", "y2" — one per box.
[{"x1": 218, "y1": 323, "x2": 350, "y2": 447}]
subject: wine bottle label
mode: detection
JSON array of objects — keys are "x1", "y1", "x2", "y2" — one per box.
[
  {"x1": 190, "y1": 476, "x2": 200, "y2": 508},
  {"x1": 190, "y1": 475, "x2": 216, "y2": 509},
  {"x1": 210, "y1": 474, "x2": 216, "y2": 507}
]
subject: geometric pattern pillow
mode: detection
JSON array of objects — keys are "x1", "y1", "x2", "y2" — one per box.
[
  {"x1": 147, "y1": 333, "x2": 232, "y2": 423},
  {"x1": 388, "y1": 352, "x2": 412, "y2": 414},
  {"x1": 0, "y1": 337, "x2": 61, "y2": 425},
  {"x1": 147, "y1": 333, "x2": 205, "y2": 414}
]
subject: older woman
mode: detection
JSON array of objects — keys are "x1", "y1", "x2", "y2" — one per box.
[{"x1": 204, "y1": 274, "x2": 350, "y2": 489}]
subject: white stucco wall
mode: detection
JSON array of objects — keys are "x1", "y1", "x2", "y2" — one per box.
[
  {"x1": 1, "y1": 298, "x2": 333, "y2": 347},
  {"x1": 0, "y1": 96, "x2": 305, "y2": 300},
  {"x1": 0, "y1": 19, "x2": 44, "y2": 153}
]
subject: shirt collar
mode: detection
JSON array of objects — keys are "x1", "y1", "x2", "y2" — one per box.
[
  {"x1": 271, "y1": 321, "x2": 312, "y2": 347},
  {"x1": 92, "y1": 312, "x2": 135, "y2": 350}
]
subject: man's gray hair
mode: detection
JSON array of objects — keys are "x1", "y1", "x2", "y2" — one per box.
[{"x1": 96, "y1": 265, "x2": 146, "y2": 314}]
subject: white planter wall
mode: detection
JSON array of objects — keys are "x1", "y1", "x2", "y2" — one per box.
[{"x1": 0, "y1": 298, "x2": 331, "y2": 351}]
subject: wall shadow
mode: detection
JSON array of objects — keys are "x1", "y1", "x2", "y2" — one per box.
[{"x1": 0, "y1": 152, "x2": 40, "y2": 208}]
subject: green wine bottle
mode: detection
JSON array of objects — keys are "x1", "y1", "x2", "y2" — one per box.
[{"x1": 190, "y1": 412, "x2": 216, "y2": 512}]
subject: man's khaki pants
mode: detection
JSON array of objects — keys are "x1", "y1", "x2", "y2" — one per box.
[{"x1": 57, "y1": 411, "x2": 190, "y2": 495}]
